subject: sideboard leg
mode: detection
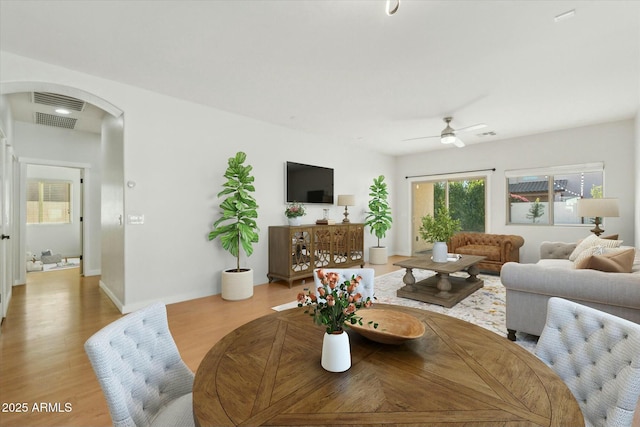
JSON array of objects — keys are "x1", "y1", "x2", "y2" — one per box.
[{"x1": 507, "y1": 329, "x2": 517, "y2": 341}]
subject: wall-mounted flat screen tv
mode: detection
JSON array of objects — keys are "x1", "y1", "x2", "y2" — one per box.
[{"x1": 286, "y1": 161, "x2": 334, "y2": 204}]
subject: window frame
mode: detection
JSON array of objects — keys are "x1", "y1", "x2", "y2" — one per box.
[
  {"x1": 505, "y1": 162, "x2": 604, "y2": 226},
  {"x1": 26, "y1": 179, "x2": 73, "y2": 225}
]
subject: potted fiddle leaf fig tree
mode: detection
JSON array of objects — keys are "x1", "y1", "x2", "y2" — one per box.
[
  {"x1": 419, "y1": 206, "x2": 460, "y2": 263},
  {"x1": 364, "y1": 175, "x2": 392, "y2": 264},
  {"x1": 208, "y1": 151, "x2": 259, "y2": 300}
]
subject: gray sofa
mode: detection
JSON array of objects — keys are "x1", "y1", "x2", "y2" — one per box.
[{"x1": 501, "y1": 241, "x2": 640, "y2": 341}]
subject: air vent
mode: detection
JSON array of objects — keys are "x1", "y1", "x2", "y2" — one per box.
[
  {"x1": 478, "y1": 131, "x2": 497, "y2": 137},
  {"x1": 32, "y1": 92, "x2": 86, "y2": 112},
  {"x1": 35, "y1": 112, "x2": 77, "y2": 129}
]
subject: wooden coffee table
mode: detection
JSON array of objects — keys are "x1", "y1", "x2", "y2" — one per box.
[{"x1": 394, "y1": 255, "x2": 485, "y2": 308}]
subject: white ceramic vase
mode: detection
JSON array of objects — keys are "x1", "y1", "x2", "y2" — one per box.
[
  {"x1": 432, "y1": 241, "x2": 449, "y2": 263},
  {"x1": 321, "y1": 331, "x2": 351, "y2": 372},
  {"x1": 288, "y1": 217, "x2": 301, "y2": 226}
]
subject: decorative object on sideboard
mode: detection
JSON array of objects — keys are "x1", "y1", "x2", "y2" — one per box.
[
  {"x1": 577, "y1": 197, "x2": 619, "y2": 236},
  {"x1": 337, "y1": 194, "x2": 355, "y2": 223},
  {"x1": 208, "y1": 151, "x2": 259, "y2": 301},
  {"x1": 316, "y1": 208, "x2": 335, "y2": 225},
  {"x1": 418, "y1": 207, "x2": 461, "y2": 263},
  {"x1": 285, "y1": 201, "x2": 306, "y2": 226},
  {"x1": 365, "y1": 175, "x2": 392, "y2": 265}
]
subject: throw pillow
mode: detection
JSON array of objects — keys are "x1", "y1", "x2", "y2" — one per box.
[
  {"x1": 41, "y1": 254, "x2": 63, "y2": 264},
  {"x1": 573, "y1": 245, "x2": 606, "y2": 266},
  {"x1": 569, "y1": 234, "x2": 622, "y2": 261},
  {"x1": 600, "y1": 234, "x2": 619, "y2": 240},
  {"x1": 575, "y1": 247, "x2": 636, "y2": 273}
]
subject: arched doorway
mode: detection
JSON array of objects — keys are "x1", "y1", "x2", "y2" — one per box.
[{"x1": 0, "y1": 81, "x2": 124, "y2": 313}]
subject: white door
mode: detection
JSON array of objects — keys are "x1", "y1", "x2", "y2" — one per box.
[{"x1": 0, "y1": 130, "x2": 13, "y2": 324}]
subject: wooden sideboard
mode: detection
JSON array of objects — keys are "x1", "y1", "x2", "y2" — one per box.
[{"x1": 268, "y1": 223, "x2": 365, "y2": 287}]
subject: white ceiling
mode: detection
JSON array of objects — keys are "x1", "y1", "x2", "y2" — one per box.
[{"x1": 1, "y1": 0, "x2": 638, "y2": 154}]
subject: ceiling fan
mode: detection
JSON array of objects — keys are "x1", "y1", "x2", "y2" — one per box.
[{"x1": 403, "y1": 117, "x2": 487, "y2": 148}]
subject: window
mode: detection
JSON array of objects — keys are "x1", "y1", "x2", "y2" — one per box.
[
  {"x1": 506, "y1": 163, "x2": 604, "y2": 225},
  {"x1": 27, "y1": 180, "x2": 71, "y2": 224}
]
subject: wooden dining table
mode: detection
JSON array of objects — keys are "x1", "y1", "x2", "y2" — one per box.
[{"x1": 193, "y1": 304, "x2": 584, "y2": 427}]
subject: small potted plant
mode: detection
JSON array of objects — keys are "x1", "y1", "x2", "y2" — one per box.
[
  {"x1": 364, "y1": 175, "x2": 392, "y2": 264},
  {"x1": 208, "y1": 151, "x2": 259, "y2": 300},
  {"x1": 419, "y1": 207, "x2": 461, "y2": 263},
  {"x1": 285, "y1": 201, "x2": 306, "y2": 226}
]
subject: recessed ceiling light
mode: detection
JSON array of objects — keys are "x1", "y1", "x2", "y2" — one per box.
[
  {"x1": 554, "y1": 9, "x2": 576, "y2": 23},
  {"x1": 55, "y1": 108, "x2": 71, "y2": 115}
]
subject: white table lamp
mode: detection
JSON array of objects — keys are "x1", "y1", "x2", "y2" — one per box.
[
  {"x1": 577, "y1": 198, "x2": 619, "y2": 236},
  {"x1": 337, "y1": 195, "x2": 355, "y2": 223}
]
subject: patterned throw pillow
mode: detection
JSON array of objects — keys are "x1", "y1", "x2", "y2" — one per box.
[{"x1": 569, "y1": 234, "x2": 623, "y2": 262}]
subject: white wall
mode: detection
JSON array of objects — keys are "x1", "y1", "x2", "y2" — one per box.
[
  {"x1": 635, "y1": 110, "x2": 639, "y2": 247},
  {"x1": 11, "y1": 121, "x2": 102, "y2": 278},
  {"x1": 395, "y1": 119, "x2": 636, "y2": 263},
  {"x1": 1, "y1": 52, "x2": 395, "y2": 312},
  {"x1": 26, "y1": 164, "x2": 81, "y2": 257},
  {"x1": 100, "y1": 114, "x2": 125, "y2": 306}
]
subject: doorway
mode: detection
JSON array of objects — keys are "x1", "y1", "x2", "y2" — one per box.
[
  {"x1": 411, "y1": 175, "x2": 488, "y2": 256},
  {"x1": 25, "y1": 164, "x2": 84, "y2": 275},
  {"x1": 1, "y1": 82, "x2": 125, "y2": 314}
]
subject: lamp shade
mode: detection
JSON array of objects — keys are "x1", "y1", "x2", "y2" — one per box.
[
  {"x1": 577, "y1": 198, "x2": 619, "y2": 218},
  {"x1": 337, "y1": 195, "x2": 355, "y2": 206}
]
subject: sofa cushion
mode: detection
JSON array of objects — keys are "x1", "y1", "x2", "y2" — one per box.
[
  {"x1": 575, "y1": 247, "x2": 636, "y2": 273},
  {"x1": 455, "y1": 244, "x2": 501, "y2": 262},
  {"x1": 537, "y1": 259, "x2": 574, "y2": 269},
  {"x1": 569, "y1": 234, "x2": 623, "y2": 261}
]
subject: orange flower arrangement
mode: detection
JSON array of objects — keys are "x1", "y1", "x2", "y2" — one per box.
[{"x1": 297, "y1": 269, "x2": 375, "y2": 334}]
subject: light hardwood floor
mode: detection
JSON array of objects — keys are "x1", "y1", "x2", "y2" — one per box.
[
  {"x1": 0, "y1": 258, "x2": 407, "y2": 427},
  {"x1": 3, "y1": 259, "x2": 638, "y2": 427}
]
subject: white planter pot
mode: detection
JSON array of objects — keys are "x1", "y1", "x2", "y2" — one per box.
[
  {"x1": 369, "y1": 246, "x2": 388, "y2": 265},
  {"x1": 221, "y1": 268, "x2": 254, "y2": 301},
  {"x1": 288, "y1": 217, "x2": 301, "y2": 226},
  {"x1": 321, "y1": 331, "x2": 351, "y2": 372},
  {"x1": 432, "y1": 241, "x2": 449, "y2": 263}
]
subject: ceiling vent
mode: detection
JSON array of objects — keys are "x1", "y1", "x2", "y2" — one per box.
[
  {"x1": 35, "y1": 112, "x2": 78, "y2": 129},
  {"x1": 32, "y1": 92, "x2": 86, "y2": 112},
  {"x1": 478, "y1": 131, "x2": 497, "y2": 137}
]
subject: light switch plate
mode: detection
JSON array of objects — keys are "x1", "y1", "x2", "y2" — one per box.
[{"x1": 127, "y1": 214, "x2": 144, "y2": 225}]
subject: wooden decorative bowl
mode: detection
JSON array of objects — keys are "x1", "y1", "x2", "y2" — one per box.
[{"x1": 348, "y1": 308, "x2": 425, "y2": 345}]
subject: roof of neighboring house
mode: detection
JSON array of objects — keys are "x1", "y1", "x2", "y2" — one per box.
[{"x1": 509, "y1": 180, "x2": 568, "y2": 194}]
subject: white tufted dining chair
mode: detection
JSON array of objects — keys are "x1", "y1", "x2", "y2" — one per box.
[
  {"x1": 535, "y1": 297, "x2": 640, "y2": 427},
  {"x1": 84, "y1": 303, "x2": 195, "y2": 427}
]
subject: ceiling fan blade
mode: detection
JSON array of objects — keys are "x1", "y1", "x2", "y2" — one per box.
[
  {"x1": 402, "y1": 135, "x2": 440, "y2": 142},
  {"x1": 453, "y1": 138, "x2": 466, "y2": 148},
  {"x1": 455, "y1": 123, "x2": 487, "y2": 133}
]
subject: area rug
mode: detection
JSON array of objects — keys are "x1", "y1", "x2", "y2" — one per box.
[
  {"x1": 41, "y1": 257, "x2": 81, "y2": 272},
  {"x1": 272, "y1": 269, "x2": 539, "y2": 353}
]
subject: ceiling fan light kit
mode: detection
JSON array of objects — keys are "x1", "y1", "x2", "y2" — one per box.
[{"x1": 404, "y1": 116, "x2": 486, "y2": 149}]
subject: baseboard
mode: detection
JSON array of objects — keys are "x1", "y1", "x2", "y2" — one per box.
[
  {"x1": 121, "y1": 288, "x2": 217, "y2": 314},
  {"x1": 83, "y1": 269, "x2": 101, "y2": 277},
  {"x1": 99, "y1": 280, "x2": 124, "y2": 313}
]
